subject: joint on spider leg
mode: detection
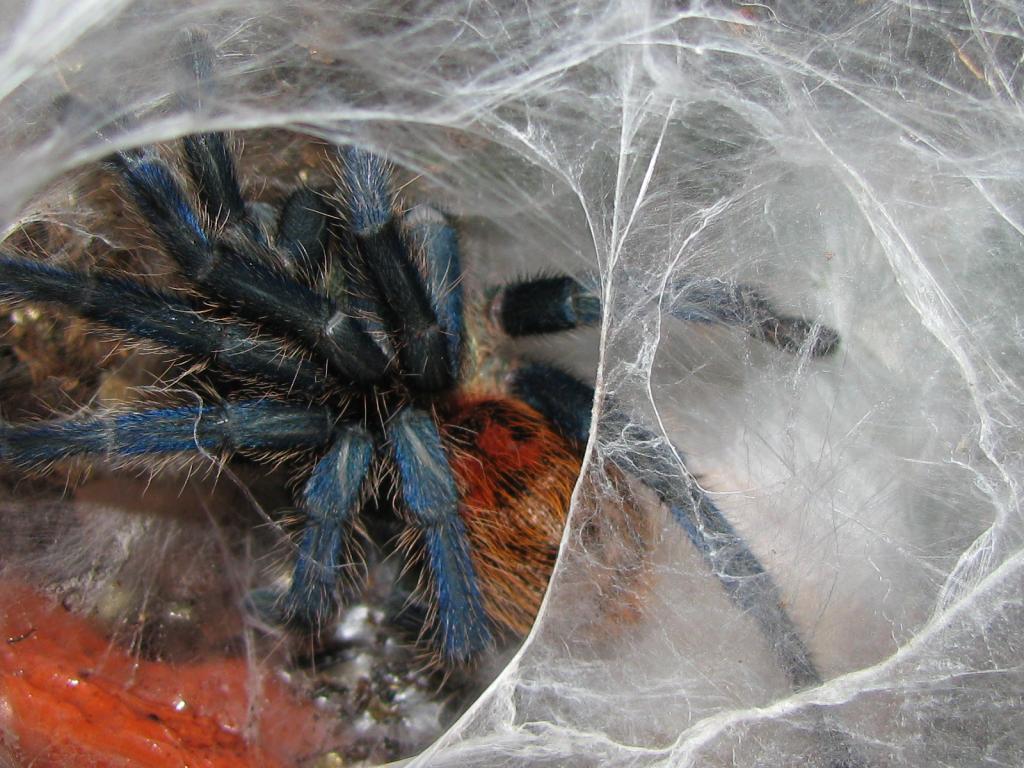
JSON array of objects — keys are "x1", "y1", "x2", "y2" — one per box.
[
  {"x1": 402, "y1": 205, "x2": 464, "y2": 378},
  {"x1": 0, "y1": 400, "x2": 336, "y2": 470},
  {"x1": 671, "y1": 278, "x2": 840, "y2": 357},
  {"x1": 174, "y1": 29, "x2": 260, "y2": 241},
  {"x1": 278, "y1": 426, "x2": 376, "y2": 629},
  {"x1": 386, "y1": 408, "x2": 491, "y2": 664},
  {"x1": 276, "y1": 187, "x2": 332, "y2": 279},
  {"x1": 108, "y1": 151, "x2": 212, "y2": 269},
  {"x1": 341, "y1": 147, "x2": 453, "y2": 392},
  {"x1": 327, "y1": 231, "x2": 397, "y2": 364},
  {"x1": 754, "y1": 313, "x2": 841, "y2": 357},
  {"x1": 487, "y1": 275, "x2": 601, "y2": 337},
  {"x1": 507, "y1": 362, "x2": 595, "y2": 446}
]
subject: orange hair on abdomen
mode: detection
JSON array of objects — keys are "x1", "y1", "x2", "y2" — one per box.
[{"x1": 442, "y1": 395, "x2": 582, "y2": 638}]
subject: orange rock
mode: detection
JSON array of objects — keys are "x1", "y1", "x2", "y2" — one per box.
[{"x1": 0, "y1": 582, "x2": 330, "y2": 767}]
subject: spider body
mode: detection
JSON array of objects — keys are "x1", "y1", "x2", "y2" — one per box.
[
  {"x1": 0, "y1": 36, "x2": 841, "y2": 678},
  {"x1": 0, "y1": 116, "x2": 587, "y2": 664}
]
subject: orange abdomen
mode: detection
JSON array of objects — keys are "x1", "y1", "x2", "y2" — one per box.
[{"x1": 444, "y1": 396, "x2": 582, "y2": 638}]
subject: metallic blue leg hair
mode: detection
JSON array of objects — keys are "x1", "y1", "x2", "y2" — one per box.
[
  {"x1": 341, "y1": 147, "x2": 452, "y2": 392},
  {"x1": 0, "y1": 400, "x2": 334, "y2": 468},
  {"x1": 403, "y1": 205, "x2": 464, "y2": 377},
  {"x1": 386, "y1": 407, "x2": 490, "y2": 664},
  {"x1": 111, "y1": 152, "x2": 388, "y2": 386},
  {"x1": 0, "y1": 254, "x2": 327, "y2": 395},
  {"x1": 283, "y1": 425, "x2": 376, "y2": 627}
]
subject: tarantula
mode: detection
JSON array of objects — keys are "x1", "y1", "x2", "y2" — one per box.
[{"x1": 0, "y1": 37, "x2": 839, "y2": 676}]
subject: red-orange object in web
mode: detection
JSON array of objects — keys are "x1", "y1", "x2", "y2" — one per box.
[{"x1": 0, "y1": 581, "x2": 331, "y2": 767}]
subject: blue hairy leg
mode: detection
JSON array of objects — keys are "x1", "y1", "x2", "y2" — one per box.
[
  {"x1": 336, "y1": 155, "x2": 485, "y2": 658},
  {"x1": 386, "y1": 407, "x2": 490, "y2": 664},
  {"x1": 341, "y1": 148, "x2": 452, "y2": 392},
  {"x1": 282, "y1": 425, "x2": 376, "y2": 627},
  {"x1": 176, "y1": 29, "x2": 258, "y2": 240},
  {"x1": 0, "y1": 255, "x2": 327, "y2": 395},
  {"x1": 671, "y1": 277, "x2": 839, "y2": 357},
  {"x1": 488, "y1": 275, "x2": 600, "y2": 338},
  {"x1": 275, "y1": 188, "x2": 332, "y2": 278},
  {"x1": 0, "y1": 397, "x2": 386, "y2": 640},
  {"x1": 488, "y1": 273, "x2": 837, "y2": 357},
  {"x1": 0, "y1": 400, "x2": 334, "y2": 468},
  {"x1": 403, "y1": 205, "x2": 464, "y2": 377},
  {"x1": 508, "y1": 362, "x2": 821, "y2": 689},
  {"x1": 110, "y1": 151, "x2": 387, "y2": 386}
]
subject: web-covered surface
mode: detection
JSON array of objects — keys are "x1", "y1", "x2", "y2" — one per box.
[{"x1": 0, "y1": 1, "x2": 1020, "y2": 766}]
